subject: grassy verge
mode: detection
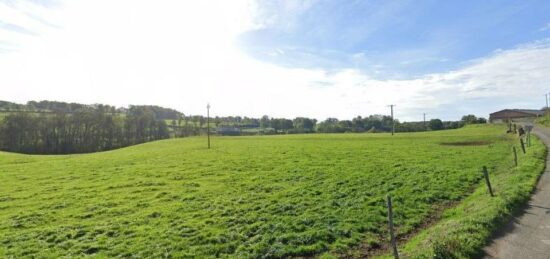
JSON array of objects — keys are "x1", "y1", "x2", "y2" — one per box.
[{"x1": 382, "y1": 134, "x2": 546, "y2": 258}]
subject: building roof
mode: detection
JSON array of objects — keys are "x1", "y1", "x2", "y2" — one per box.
[{"x1": 489, "y1": 109, "x2": 545, "y2": 117}]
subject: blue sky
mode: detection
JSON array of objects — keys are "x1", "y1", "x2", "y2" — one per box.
[
  {"x1": 241, "y1": 0, "x2": 550, "y2": 78},
  {"x1": 1, "y1": 0, "x2": 550, "y2": 121}
]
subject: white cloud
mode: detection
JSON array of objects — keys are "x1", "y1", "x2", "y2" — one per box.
[
  {"x1": 1, "y1": 0, "x2": 549, "y2": 121},
  {"x1": 539, "y1": 22, "x2": 550, "y2": 32}
]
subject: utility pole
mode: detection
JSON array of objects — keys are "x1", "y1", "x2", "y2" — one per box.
[
  {"x1": 207, "y1": 103, "x2": 211, "y2": 149},
  {"x1": 546, "y1": 94, "x2": 549, "y2": 109},
  {"x1": 388, "y1": 105, "x2": 396, "y2": 135},
  {"x1": 423, "y1": 113, "x2": 426, "y2": 131}
]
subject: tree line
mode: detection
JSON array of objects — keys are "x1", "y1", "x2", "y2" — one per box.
[
  {"x1": 315, "y1": 115, "x2": 467, "y2": 133},
  {"x1": 167, "y1": 114, "x2": 486, "y2": 135},
  {"x1": 0, "y1": 100, "x2": 182, "y2": 120},
  {"x1": 0, "y1": 105, "x2": 169, "y2": 154},
  {"x1": 0, "y1": 100, "x2": 487, "y2": 154}
]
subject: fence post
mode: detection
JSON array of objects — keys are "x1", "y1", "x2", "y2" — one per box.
[
  {"x1": 387, "y1": 195, "x2": 399, "y2": 259},
  {"x1": 513, "y1": 146, "x2": 518, "y2": 167},
  {"x1": 520, "y1": 138, "x2": 526, "y2": 154},
  {"x1": 483, "y1": 166, "x2": 494, "y2": 197}
]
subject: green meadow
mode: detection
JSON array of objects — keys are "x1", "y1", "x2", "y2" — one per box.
[{"x1": 0, "y1": 125, "x2": 544, "y2": 258}]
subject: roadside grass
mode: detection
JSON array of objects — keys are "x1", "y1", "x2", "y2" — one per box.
[
  {"x1": 383, "y1": 133, "x2": 546, "y2": 258},
  {"x1": 0, "y1": 125, "x2": 528, "y2": 257},
  {"x1": 536, "y1": 115, "x2": 550, "y2": 127}
]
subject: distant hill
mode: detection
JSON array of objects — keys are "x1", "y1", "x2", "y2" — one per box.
[{"x1": 0, "y1": 100, "x2": 182, "y2": 120}]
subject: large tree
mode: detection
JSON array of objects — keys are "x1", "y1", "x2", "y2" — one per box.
[{"x1": 429, "y1": 119, "x2": 444, "y2": 130}]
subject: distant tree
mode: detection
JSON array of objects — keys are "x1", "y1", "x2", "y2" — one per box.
[
  {"x1": 214, "y1": 116, "x2": 222, "y2": 127},
  {"x1": 129, "y1": 105, "x2": 182, "y2": 120},
  {"x1": 396, "y1": 121, "x2": 426, "y2": 132},
  {"x1": 317, "y1": 118, "x2": 345, "y2": 133},
  {"x1": 293, "y1": 117, "x2": 316, "y2": 133},
  {"x1": 352, "y1": 116, "x2": 365, "y2": 132},
  {"x1": 461, "y1": 114, "x2": 478, "y2": 124},
  {"x1": 183, "y1": 115, "x2": 191, "y2": 137},
  {"x1": 270, "y1": 118, "x2": 293, "y2": 133},
  {"x1": 282, "y1": 119, "x2": 293, "y2": 132},
  {"x1": 260, "y1": 115, "x2": 270, "y2": 129},
  {"x1": 443, "y1": 121, "x2": 464, "y2": 129},
  {"x1": 338, "y1": 120, "x2": 352, "y2": 132},
  {"x1": 461, "y1": 114, "x2": 487, "y2": 125},
  {"x1": 177, "y1": 116, "x2": 183, "y2": 137},
  {"x1": 0, "y1": 105, "x2": 169, "y2": 154},
  {"x1": 429, "y1": 119, "x2": 444, "y2": 130}
]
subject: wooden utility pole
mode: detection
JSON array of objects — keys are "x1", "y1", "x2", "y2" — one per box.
[
  {"x1": 388, "y1": 105, "x2": 396, "y2": 135},
  {"x1": 207, "y1": 103, "x2": 211, "y2": 149},
  {"x1": 423, "y1": 113, "x2": 426, "y2": 131}
]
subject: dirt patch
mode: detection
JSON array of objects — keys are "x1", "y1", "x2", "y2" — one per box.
[
  {"x1": 440, "y1": 141, "x2": 492, "y2": 146},
  {"x1": 337, "y1": 200, "x2": 462, "y2": 258}
]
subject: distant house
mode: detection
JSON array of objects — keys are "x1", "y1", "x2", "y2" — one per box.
[{"x1": 489, "y1": 109, "x2": 545, "y2": 123}]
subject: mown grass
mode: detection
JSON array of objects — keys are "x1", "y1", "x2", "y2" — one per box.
[{"x1": 0, "y1": 125, "x2": 537, "y2": 257}]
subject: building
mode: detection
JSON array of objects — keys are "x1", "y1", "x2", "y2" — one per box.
[{"x1": 489, "y1": 109, "x2": 545, "y2": 123}]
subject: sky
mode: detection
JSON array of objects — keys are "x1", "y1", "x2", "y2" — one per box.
[{"x1": 1, "y1": 0, "x2": 550, "y2": 121}]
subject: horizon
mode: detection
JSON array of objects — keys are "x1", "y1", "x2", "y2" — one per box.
[
  {"x1": 1, "y1": 1, "x2": 550, "y2": 121},
  {"x1": 1, "y1": 98, "x2": 493, "y2": 122}
]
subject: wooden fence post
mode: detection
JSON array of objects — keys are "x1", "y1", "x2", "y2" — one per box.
[
  {"x1": 513, "y1": 146, "x2": 518, "y2": 167},
  {"x1": 387, "y1": 195, "x2": 399, "y2": 259},
  {"x1": 520, "y1": 138, "x2": 526, "y2": 154},
  {"x1": 483, "y1": 166, "x2": 494, "y2": 197}
]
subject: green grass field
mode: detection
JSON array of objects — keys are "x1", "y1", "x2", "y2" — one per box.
[{"x1": 0, "y1": 125, "x2": 544, "y2": 258}]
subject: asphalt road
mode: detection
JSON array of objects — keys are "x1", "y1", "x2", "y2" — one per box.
[{"x1": 483, "y1": 126, "x2": 550, "y2": 258}]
